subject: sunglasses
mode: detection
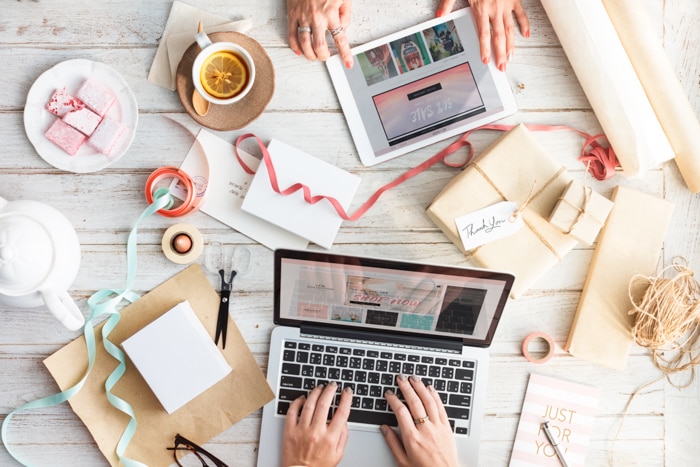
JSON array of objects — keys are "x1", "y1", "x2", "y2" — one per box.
[{"x1": 167, "y1": 433, "x2": 229, "y2": 467}]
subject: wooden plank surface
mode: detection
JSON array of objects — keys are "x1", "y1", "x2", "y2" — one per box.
[{"x1": 1, "y1": 0, "x2": 698, "y2": 465}]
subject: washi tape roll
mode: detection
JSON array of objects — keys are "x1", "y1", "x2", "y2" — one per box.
[
  {"x1": 521, "y1": 331, "x2": 555, "y2": 364},
  {"x1": 161, "y1": 223, "x2": 204, "y2": 264},
  {"x1": 145, "y1": 166, "x2": 205, "y2": 217}
]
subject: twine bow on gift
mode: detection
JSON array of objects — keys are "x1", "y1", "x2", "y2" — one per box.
[
  {"x1": 469, "y1": 164, "x2": 567, "y2": 259},
  {"x1": 555, "y1": 164, "x2": 607, "y2": 237}
]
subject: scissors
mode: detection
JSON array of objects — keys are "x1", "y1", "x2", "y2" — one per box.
[
  {"x1": 215, "y1": 268, "x2": 236, "y2": 349},
  {"x1": 205, "y1": 242, "x2": 251, "y2": 349}
]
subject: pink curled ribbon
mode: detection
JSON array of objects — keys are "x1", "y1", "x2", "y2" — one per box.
[{"x1": 233, "y1": 124, "x2": 619, "y2": 221}]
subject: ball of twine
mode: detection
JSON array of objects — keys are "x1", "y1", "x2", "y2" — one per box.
[{"x1": 628, "y1": 258, "x2": 700, "y2": 388}]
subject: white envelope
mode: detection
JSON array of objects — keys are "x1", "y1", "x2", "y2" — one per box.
[
  {"x1": 175, "y1": 129, "x2": 309, "y2": 251},
  {"x1": 240, "y1": 139, "x2": 362, "y2": 249}
]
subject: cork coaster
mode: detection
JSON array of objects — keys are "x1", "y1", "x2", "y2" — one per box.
[{"x1": 176, "y1": 32, "x2": 275, "y2": 131}]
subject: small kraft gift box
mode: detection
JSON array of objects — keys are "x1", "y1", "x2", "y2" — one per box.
[{"x1": 426, "y1": 124, "x2": 577, "y2": 298}]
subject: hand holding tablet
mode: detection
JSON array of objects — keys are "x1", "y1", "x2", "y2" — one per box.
[
  {"x1": 438, "y1": 0, "x2": 530, "y2": 71},
  {"x1": 327, "y1": 8, "x2": 518, "y2": 166}
]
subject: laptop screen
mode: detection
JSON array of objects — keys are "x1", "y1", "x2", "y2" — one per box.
[{"x1": 274, "y1": 249, "x2": 514, "y2": 347}]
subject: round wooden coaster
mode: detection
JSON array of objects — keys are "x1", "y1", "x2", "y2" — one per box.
[{"x1": 176, "y1": 32, "x2": 275, "y2": 131}]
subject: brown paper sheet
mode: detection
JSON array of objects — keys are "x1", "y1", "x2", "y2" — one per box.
[
  {"x1": 565, "y1": 186, "x2": 674, "y2": 370},
  {"x1": 426, "y1": 124, "x2": 576, "y2": 298},
  {"x1": 602, "y1": 0, "x2": 700, "y2": 193},
  {"x1": 43, "y1": 264, "x2": 273, "y2": 466}
]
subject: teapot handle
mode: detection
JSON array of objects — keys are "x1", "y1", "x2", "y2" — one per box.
[{"x1": 41, "y1": 289, "x2": 85, "y2": 331}]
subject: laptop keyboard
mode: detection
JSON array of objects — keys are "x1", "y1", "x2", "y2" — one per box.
[{"x1": 275, "y1": 339, "x2": 475, "y2": 435}]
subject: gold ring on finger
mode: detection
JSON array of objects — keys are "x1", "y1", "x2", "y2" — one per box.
[{"x1": 413, "y1": 415, "x2": 429, "y2": 425}]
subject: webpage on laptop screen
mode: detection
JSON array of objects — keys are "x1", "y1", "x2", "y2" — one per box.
[{"x1": 279, "y1": 258, "x2": 508, "y2": 341}]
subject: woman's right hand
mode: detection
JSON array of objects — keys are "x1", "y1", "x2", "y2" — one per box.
[
  {"x1": 287, "y1": 0, "x2": 354, "y2": 68},
  {"x1": 381, "y1": 374, "x2": 460, "y2": 467}
]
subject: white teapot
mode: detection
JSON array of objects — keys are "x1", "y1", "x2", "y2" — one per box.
[{"x1": 0, "y1": 196, "x2": 84, "y2": 331}]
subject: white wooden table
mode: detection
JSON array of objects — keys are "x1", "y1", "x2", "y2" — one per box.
[{"x1": 1, "y1": 1, "x2": 699, "y2": 465}]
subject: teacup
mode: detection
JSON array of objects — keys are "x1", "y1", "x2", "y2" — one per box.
[{"x1": 192, "y1": 32, "x2": 256, "y2": 105}]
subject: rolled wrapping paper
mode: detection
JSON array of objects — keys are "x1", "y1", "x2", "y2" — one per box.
[
  {"x1": 602, "y1": 0, "x2": 700, "y2": 193},
  {"x1": 540, "y1": 0, "x2": 674, "y2": 177}
]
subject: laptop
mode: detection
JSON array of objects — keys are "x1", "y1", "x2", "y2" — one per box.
[{"x1": 257, "y1": 249, "x2": 514, "y2": 466}]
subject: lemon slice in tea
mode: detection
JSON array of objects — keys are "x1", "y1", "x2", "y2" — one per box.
[{"x1": 200, "y1": 51, "x2": 248, "y2": 99}]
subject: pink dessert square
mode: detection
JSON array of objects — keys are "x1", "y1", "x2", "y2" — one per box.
[
  {"x1": 75, "y1": 79, "x2": 115, "y2": 116},
  {"x1": 88, "y1": 116, "x2": 126, "y2": 156},
  {"x1": 45, "y1": 119, "x2": 86, "y2": 155},
  {"x1": 62, "y1": 107, "x2": 101, "y2": 135},
  {"x1": 46, "y1": 88, "x2": 85, "y2": 117}
]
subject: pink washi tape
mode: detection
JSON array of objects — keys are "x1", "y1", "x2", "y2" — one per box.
[
  {"x1": 145, "y1": 166, "x2": 204, "y2": 218},
  {"x1": 521, "y1": 331, "x2": 555, "y2": 364}
]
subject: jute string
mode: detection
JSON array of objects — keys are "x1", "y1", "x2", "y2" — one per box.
[
  {"x1": 468, "y1": 165, "x2": 566, "y2": 259},
  {"x1": 611, "y1": 257, "x2": 700, "y2": 464}
]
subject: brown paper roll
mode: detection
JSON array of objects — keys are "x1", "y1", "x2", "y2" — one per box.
[
  {"x1": 540, "y1": 0, "x2": 675, "y2": 177},
  {"x1": 602, "y1": 0, "x2": 700, "y2": 193}
]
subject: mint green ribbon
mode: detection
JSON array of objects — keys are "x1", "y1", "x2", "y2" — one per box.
[{"x1": 2, "y1": 188, "x2": 174, "y2": 466}]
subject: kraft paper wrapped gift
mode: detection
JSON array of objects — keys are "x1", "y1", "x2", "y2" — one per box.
[
  {"x1": 565, "y1": 186, "x2": 674, "y2": 370},
  {"x1": 548, "y1": 180, "x2": 614, "y2": 245},
  {"x1": 426, "y1": 124, "x2": 577, "y2": 298}
]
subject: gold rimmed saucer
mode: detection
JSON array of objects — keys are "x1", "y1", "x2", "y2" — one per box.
[{"x1": 176, "y1": 32, "x2": 275, "y2": 131}]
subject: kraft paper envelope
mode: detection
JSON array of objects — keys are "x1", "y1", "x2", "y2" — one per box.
[
  {"x1": 565, "y1": 186, "x2": 674, "y2": 370},
  {"x1": 44, "y1": 264, "x2": 273, "y2": 467}
]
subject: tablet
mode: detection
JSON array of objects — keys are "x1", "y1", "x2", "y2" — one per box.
[{"x1": 327, "y1": 8, "x2": 518, "y2": 166}]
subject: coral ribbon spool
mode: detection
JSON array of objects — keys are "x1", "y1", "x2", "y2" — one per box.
[
  {"x1": 144, "y1": 166, "x2": 204, "y2": 217},
  {"x1": 521, "y1": 331, "x2": 555, "y2": 364}
]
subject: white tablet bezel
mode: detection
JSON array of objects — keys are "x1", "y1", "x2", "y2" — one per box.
[{"x1": 327, "y1": 8, "x2": 517, "y2": 167}]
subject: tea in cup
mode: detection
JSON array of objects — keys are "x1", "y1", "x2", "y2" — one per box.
[{"x1": 192, "y1": 32, "x2": 256, "y2": 105}]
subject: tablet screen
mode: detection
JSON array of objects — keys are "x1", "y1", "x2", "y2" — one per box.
[{"x1": 327, "y1": 9, "x2": 517, "y2": 166}]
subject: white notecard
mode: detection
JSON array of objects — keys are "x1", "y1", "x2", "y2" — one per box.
[
  {"x1": 173, "y1": 129, "x2": 309, "y2": 251},
  {"x1": 122, "y1": 300, "x2": 232, "y2": 414},
  {"x1": 240, "y1": 139, "x2": 361, "y2": 249}
]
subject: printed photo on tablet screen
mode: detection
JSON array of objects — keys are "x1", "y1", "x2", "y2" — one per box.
[{"x1": 326, "y1": 8, "x2": 517, "y2": 166}]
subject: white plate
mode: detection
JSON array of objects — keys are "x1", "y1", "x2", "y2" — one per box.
[{"x1": 24, "y1": 59, "x2": 138, "y2": 173}]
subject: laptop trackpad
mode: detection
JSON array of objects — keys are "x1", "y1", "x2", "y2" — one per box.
[{"x1": 339, "y1": 427, "x2": 396, "y2": 466}]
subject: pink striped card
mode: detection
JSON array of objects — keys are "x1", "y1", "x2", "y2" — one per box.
[{"x1": 509, "y1": 373, "x2": 601, "y2": 467}]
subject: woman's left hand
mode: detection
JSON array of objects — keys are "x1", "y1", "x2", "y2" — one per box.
[{"x1": 281, "y1": 382, "x2": 353, "y2": 467}]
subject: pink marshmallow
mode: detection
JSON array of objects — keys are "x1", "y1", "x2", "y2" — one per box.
[
  {"x1": 88, "y1": 116, "x2": 126, "y2": 156},
  {"x1": 62, "y1": 107, "x2": 102, "y2": 135},
  {"x1": 75, "y1": 79, "x2": 115, "y2": 116},
  {"x1": 46, "y1": 88, "x2": 85, "y2": 117},
  {"x1": 45, "y1": 119, "x2": 86, "y2": 156}
]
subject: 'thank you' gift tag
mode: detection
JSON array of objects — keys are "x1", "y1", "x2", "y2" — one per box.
[{"x1": 455, "y1": 201, "x2": 523, "y2": 251}]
